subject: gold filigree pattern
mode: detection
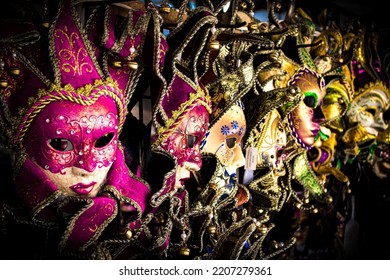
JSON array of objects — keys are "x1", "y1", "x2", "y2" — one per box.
[{"x1": 54, "y1": 27, "x2": 93, "y2": 76}]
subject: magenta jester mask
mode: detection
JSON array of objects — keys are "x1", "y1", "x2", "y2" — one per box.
[
  {"x1": 150, "y1": 8, "x2": 216, "y2": 196},
  {"x1": 0, "y1": 0, "x2": 168, "y2": 255},
  {"x1": 140, "y1": 7, "x2": 215, "y2": 254},
  {"x1": 152, "y1": 71, "x2": 212, "y2": 193}
]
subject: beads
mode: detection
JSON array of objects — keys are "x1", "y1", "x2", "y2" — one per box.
[
  {"x1": 126, "y1": 61, "x2": 139, "y2": 70},
  {"x1": 179, "y1": 245, "x2": 190, "y2": 256},
  {"x1": 0, "y1": 79, "x2": 8, "y2": 89},
  {"x1": 125, "y1": 230, "x2": 132, "y2": 239},
  {"x1": 207, "y1": 225, "x2": 217, "y2": 234},
  {"x1": 209, "y1": 40, "x2": 220, "y2": 51}
]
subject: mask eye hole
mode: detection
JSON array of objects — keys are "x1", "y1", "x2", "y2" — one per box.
[
  {"x1": 304, "y1": 95, "x2": 317, "y2": 108},
  {"x1": 384, "y1": 109, "x2": 390, "y2": 121},
  {"x1": 226, "y1": 137, "x2": 236, "y2": 149},
  {"x1": 187, "y1": 135, "x2": 198, "y2": 148},
  {"x1": 95, "y1": 133, "x2": 114, "y2": 148},
  {"x1": 365, "y1": 107, "x2": 377, "y2": 117},
  {"x1": 49, "y1": 138, "x2": 74, "y2": 152},
  {"x1": 303, "y1": 92, "x2": 319, "y2": 108}
]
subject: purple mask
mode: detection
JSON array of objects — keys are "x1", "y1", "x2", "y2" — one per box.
[{"x1": 288, "y1": 68, "x2": 326, "y2": 149}]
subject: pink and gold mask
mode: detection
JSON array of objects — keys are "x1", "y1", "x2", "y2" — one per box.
[
  {"x1": 24, "y1": 96, "x2": 118, "y2": 197},
  {"x1": 161, "y1": 104, "x2": 209, "y2": 188},
  {"x1": 288, "y1": 68, "x2": 326, "y2": 149},
  {"x1": 201, "y1": 103, "x2": 246, "y2": 175}
]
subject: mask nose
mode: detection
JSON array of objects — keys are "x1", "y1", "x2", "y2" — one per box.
[
  {"x1": 74, "y1": 142, "x2": 97, "y2": 172},
  {"x1": 188, "y1": 145, "x2": 202, "y2": 164},
  {"x1": 232, "y1": 145, "x2": 245, "y2": 169},
  {"x1": 225, "y1": 145, "x2": 245, "y2": 175},
  {"x1": 71, "y1": 165, "x2": 93, "y2": 177},
  {"x1": 313, "y1": 106, "x2": 326, "y2": 124},
  {"x1": 76, "y1": 156, "x2": 97, "y2": 172},
  {"x1": 373, "y1": 114, "x2": 387, "y2": 131}
]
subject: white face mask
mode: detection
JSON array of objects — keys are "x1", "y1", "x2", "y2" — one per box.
[
  {"x1": 201, "y1": 104, "x2": 246, "y2": 175},
  {"x1": 346, "y1": 88, "x2": 389, "y2": 137}
]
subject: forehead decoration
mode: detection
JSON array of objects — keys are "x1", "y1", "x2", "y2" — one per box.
[{"x1": 288, "y1": 67, "x2": 325, "y2": 95}]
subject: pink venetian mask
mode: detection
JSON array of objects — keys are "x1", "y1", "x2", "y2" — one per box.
[
  {"x1": 23, "y1": 95, "x2": 119, "y2": 197},
  {"x1": 161, "y1": 104, "x2": 209, "y2": 188}
]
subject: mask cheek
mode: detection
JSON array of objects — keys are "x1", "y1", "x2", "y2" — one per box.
[
  {"x1": 216, "y1": 145, "x2": 234, "y2": 167},
  {"x1": 231, "y1": 145, "x2": 245, "y2": 169},
  {"x1": 322, "y1": 99, "x2": 346, "y2": 120},
  {"x1": 175, "y1": 149, "x2": 191, "y2": 168},
  {"x1": 162, "y1": 134, "x2": 184, "y2": 160},
  {"x1": 185, "y1": 148, "x2": 202, "y2": 168},
  {"x1": 30, "y1": 143, "x2": 76, "y2": 173},
  {"x1": 175, "y1": 145, "x2": 192, "y2": 167},
  {"x1": 357, "y1": 111, "x2": 374, "y2": 127},
  {"x1": 374, "y1": 114, "x2": 386, "y2": 130},
  {"x1": 216, "y1": 144, "x2": 245, "y2": 175},
  {"x1": 260, "y1": 149, "x2": 276, "y2": 167}
]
